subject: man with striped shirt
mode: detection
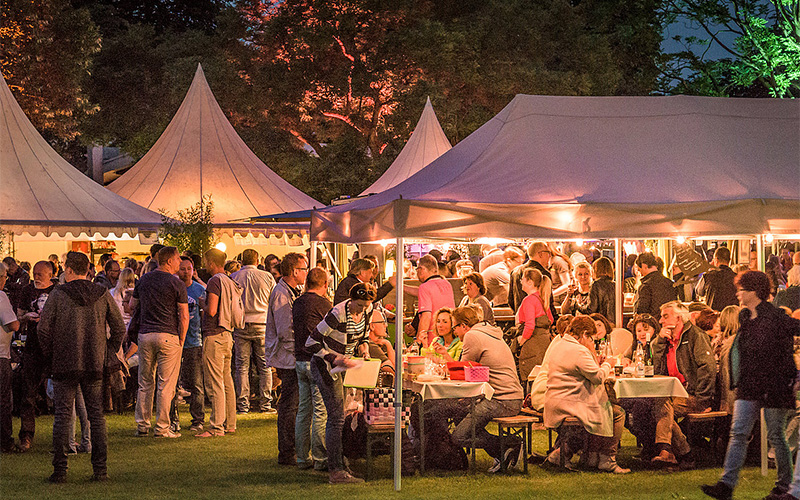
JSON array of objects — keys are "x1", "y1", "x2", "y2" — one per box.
[{"x1": 305, "y1": 282, "x2": 377, "y2": 484}]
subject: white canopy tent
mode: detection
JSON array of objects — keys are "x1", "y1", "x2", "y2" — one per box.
[
  {"x1": 0, "y1": 74, "x2": 163, "y2": 238},
  {"x1": 360, "y1": 97, "x2": 451, "y2": 196},
  {"x1": 109, "y1": 64, "x2": 322, "y2": 231},
  {"x1": 313, "y1": 94, "x2": 800, "y2": 242},
  {"x1": 309, "y1": 94, "x2": 800, "y2": 491}
]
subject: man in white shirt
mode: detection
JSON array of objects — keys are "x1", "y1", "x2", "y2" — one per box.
[{"x1": 231, "y1": 249, "x2": 276, "y2": 414}]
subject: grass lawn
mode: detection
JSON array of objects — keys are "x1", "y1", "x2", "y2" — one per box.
[{"x1": 0, "y1": 411, "x2": 782, "y2": 499}]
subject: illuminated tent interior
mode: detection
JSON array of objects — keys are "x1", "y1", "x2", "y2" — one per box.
[
  {"x1": 360, "y1": 97, "x2": 452, "y2": 196},
  {"x1": 0, "y1": 73, "x2": 163, "y2": 239},
  {"x1": 311, "y1": 94, "x2": 800, "y2": 243},
  {"x1": 109, "y1": 64, "x2": 322, "y2": 236}
]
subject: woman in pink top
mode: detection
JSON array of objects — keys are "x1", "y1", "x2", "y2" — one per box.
[{"x1": 516, "y1": 268, "x2": 553, "y2": 380}]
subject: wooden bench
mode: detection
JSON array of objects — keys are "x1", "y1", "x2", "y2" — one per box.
[
  {"x1": 492, "y1": 414, "x2": 543, "y2": 473},
  {"x1": 364, "y1": 423, "x2": 404, "y2": 481},
  {"x1": 548, "y1": 417, "x2": 588, "y2": 467},
  {"x1": 685, "y1": 411, "x2": 729, "y2": 463}
]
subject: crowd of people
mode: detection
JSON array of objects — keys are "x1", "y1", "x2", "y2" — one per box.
[{"x1": 1, "y1": 240, "x2": 800, "y2": 496}]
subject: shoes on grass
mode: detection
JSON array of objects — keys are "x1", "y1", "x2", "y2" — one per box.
[
  {"x1": 48, "y1": 472, "x2": 67, "y2": 484},
  {"x1": 135, "y1": 430, "x2": 149, "y2": 437},
  {"x1": 189, "y1": 423, "x2": 204, "y2": 432},
  {"x1": 195, "y1": 430, "x2": 224, "y2": 438},
  {"x1": 701, "y1": 481, "x2": 733, "y2": 500},
  {"x1": 328, "y1": 470, "x2": 364, "y2": 484},
  {"x1": 90, "y1": 472, "x2": 109, "y2": 482},
  {"x1": 154, "y1": 430, "x2": 181, "y2": 438},
  {"x1": 651, "y1": 449, "x2": 678, "y2": 465},
  {"x1": 597, "y1": 455, "x2": 630, "y2": 474}
]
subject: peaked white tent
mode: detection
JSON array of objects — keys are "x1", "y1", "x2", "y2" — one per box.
[
  {"x1": 312, "y1": 94, "x2": 800, "y2": 243},
  {"x1": 109, "y1": 64, "x2": 322, "y2": 229},
  {"x1": 360, "y1": 97, "x2": 451, "y2": 196},
  {"x1": 0, "y1": 74, "x2": 163, "y2": 237}
]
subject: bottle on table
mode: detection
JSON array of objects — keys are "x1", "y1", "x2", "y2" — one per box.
[
  {"x1": 643, "y1": 333, "x2": 654, "y2": 377},
  {"x1": 634, "y1": 342, "x2": 645, "y2": 378}
]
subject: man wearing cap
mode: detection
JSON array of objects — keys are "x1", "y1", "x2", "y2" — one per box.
[{"x1": 305, "y1": 282, "x2": 376, "y2": 484}]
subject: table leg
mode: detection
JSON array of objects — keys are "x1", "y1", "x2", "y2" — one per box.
[
  {"x1": 419, "y1": 398, "x2": 426, "y2": 475},
  {"x1": 470, "y1": 397, "x2": 476, "y2": 472}
]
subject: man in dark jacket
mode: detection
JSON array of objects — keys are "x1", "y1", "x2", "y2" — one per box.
[
  {"x1": 634, "y1": 252, "x2": 677, "y2": 317},
  {"x1": 702, "y1": 271, "x2": 800, "y2": 500},
  {"x1": 508, "y1": 241, "x2": 559, "y2": 321},
  {"x1": 696, "y1": 247, "x2": 738, "y2": 312},
  {"x1": 650, "y1": 300, "x2": 716, "y2": 468},
  {"x1": 333, "y1": 258, "x2": 393, "y2": 306},
  {"x1": 38, "y1": 252, "x2": 125, "y2": 483}
]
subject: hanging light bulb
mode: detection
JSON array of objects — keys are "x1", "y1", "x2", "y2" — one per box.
[
  {"x1": 676, "y1": 236, "x2": 686, "y2": 245},
  {"x1": 215, "y1": 242, "x2": 227, "y2": 252},
  {"x1": 765, "y1": 233, "x2": 775, "y2": 243}
]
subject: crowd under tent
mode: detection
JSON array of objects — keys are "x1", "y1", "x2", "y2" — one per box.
[
  {"x1": 109, "y1": 64, "x2": 323, "y2": 231},
  {"x1": 309, "y1": 93, "x2": 800, "y2": 491},
  {"x1": 312, "y1": 94, "x2": 799, "y2": 242},
  {"x1": 0, "y1": 73, "x2": 164, "y2": 261}
]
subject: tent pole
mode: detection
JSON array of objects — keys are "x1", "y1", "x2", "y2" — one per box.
[
  {"x1": 310, "y1": 241, "x2": 317, "y2": 268},
  {"x1": 614, "y1": 238, "x2": 623, "y2": 328},
  {"x1": 394, "y1": 236, "x2": 404, "y2": 492},
  {"x1": 756, "y1": 235, "x2": 765, "y2": 271}
]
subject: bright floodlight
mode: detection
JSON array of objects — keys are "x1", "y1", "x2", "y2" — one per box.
[
  {"x1": 765, "y1": 233, "x2": 775, "y2": 243},
  {"x1": 215, "y1": 242, "x2": 227, "y2": 252},
  {"x1": 676, "y1": 236, "x2": 686, "y2": 245}
]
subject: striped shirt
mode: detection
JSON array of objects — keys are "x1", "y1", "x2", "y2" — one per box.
[{"x1": 306, "y1": 300, "x2": 372, "y2": 371}]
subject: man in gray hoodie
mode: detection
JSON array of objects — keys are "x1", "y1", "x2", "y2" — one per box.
[
  {"x1": 451, "y1": 305, "x2": 524, "y2": 472},
  {"x1": 38, "y1": 251, "x2": 125, "y2": 483}
]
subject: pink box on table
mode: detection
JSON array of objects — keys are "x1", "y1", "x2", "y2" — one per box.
[{"x1": 464, "y1": 365, "x2": 489, "y2": 382}]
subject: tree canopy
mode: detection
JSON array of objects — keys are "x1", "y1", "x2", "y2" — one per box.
[{"x1": 8, "y1": 0, "x2": 757, "y2": 205}]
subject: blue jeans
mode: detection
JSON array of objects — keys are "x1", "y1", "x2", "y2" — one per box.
[
  {"x1": 311, "y1": 358, "x2": 345, "y2": 472},
  {"x1": 295, "y1": 361, "x2": 327, "y2": 467},
  {"x1": 720, "y1": 399, "x2": 792, "y2": 490},
  {"x1": 234, "y1": 325, "x2": 272, "y2": 412}
]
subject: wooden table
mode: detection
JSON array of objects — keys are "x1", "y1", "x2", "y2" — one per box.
[
  {"x1": 613, "y1": 375, "x2": 690, "y2": 399},
  {"x1": 405, "y1": 377, "x2": 494, "y2": 473}
]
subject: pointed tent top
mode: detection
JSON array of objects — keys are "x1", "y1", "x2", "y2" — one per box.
[
  {"x1": 109, "y1": 65, "x2": 322, "y2": 224},
  {"x1": 0, "y1": 73, "x2": 163, "y2": 237},
  {"x1": 359, "y1": 97, "x2": 451, "y2": 196}
]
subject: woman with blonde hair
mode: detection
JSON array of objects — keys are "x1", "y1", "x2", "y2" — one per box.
[
  {"x1": 429, "y1": 308, "x2": 463, "y2": 362},
  {"x1": 515, "y1": 267, "x2": 553, "y2": 380},
  {"x1": 111, "y1": 268, "x2": 136, "y2": 327},
  {"x1": 716, "y1": 305, "x2": 741, "y2": 415},
  {"x1": 561, "y1": 261, "x2": 592, "y2": 315}
]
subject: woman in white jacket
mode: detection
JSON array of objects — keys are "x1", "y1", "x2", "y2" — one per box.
[{"x1": 544, "y1": 316, "x2": 629, "y2": 473}]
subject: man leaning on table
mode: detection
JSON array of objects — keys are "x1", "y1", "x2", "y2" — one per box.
[{"x1": 650, "y1": 300, "x2": 716, "y2": 469}]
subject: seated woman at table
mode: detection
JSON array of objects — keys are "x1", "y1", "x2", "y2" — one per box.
[
  {"x1": 459, "y1": 272, "x2": 495, "y2": 325},
  {"x1": 516, "y1": 268, "x2": 554, "y2": 381},
  {"x1": 544, "y1": 316, "x2": 629, "y2": 473},
  {"x1": 573, "y1": 257, "x2": 616, "y2": 323},
  {"x1": 428, "y1": 307, "x2": 463, "y2": 362},
  {"x1": 590, "y1": 313, "x2": 615, "y2": 351},
  {"x1": 451, "y1": 305, "x2": 524, "y2": 472},
  {"x1": 560, "y1": 261, "x2": 592, "y2": 315},
  {"x1": 619, "y1": 313, "x2": 661, "y2": 460}
]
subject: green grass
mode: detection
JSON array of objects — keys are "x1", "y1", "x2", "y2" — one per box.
[{"x1": 0, "y1": 411, "x2": 783, "y2": 499}]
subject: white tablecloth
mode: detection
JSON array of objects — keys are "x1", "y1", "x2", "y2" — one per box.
[
  {"x1": 406, "y1": 379, "x2": 495, "y2": 401},
  {"x1": 613, "y1": 376, "x2": 689, "y2": 399}
]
